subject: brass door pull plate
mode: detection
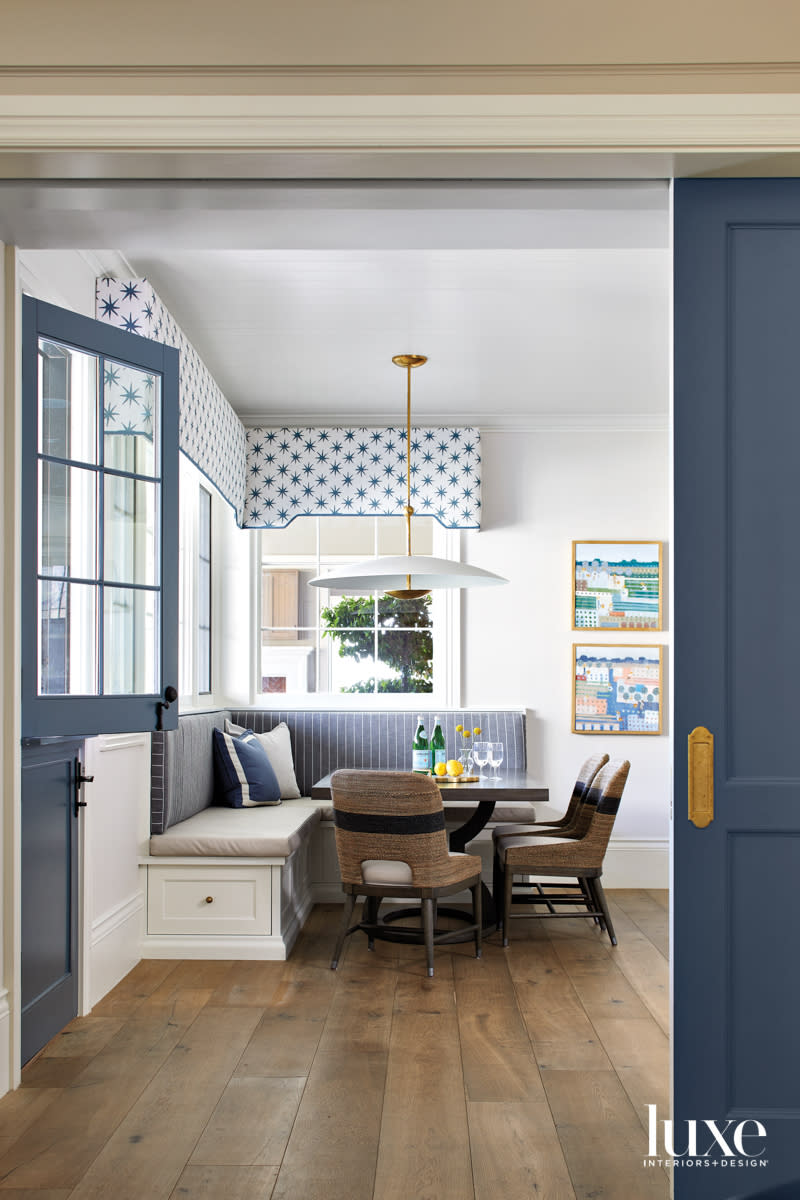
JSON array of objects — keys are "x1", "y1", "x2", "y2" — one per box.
[{"x1": 688, "y1": 726, "x2": 714, "y2": 828}]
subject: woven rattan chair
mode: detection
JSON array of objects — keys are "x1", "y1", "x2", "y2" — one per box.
[
  {"x1": 329, "y1": 769, "x2": 483, "y2": 977},
  {"x1": 494, "y1": 759, "x2": 630, "y2": 947},
  {"x1": 491, "y1": 752, "x2": 609, "y2": 914},
  {"x1": 491, "y1": 752, "x2": 609, "y2": 843}
]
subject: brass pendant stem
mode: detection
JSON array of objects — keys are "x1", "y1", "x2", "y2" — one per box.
[
  {"x1": 390, "y1": 353, "x2": 428, "y2": 600},
  {"x1": 406, "y1": 365, "x2": 412, "y2": 515}
]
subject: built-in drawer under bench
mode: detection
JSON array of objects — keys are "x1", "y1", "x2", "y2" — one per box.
[{"x1": 141, "y1": 800, "x2": 329, "y2": 960}]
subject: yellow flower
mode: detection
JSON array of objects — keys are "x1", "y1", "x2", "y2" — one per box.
[
  {"x1": 455, "y1": 724, "x2": 463, "y2": 732},
  {"x1": 462, "y1": 730, "x2": 471, "y2": 739},
  {"x1": 473, "y1": 726, "x2": 482, "y2": 735}
]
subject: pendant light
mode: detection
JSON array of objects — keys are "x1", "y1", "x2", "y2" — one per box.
[{"x1": 308, "y1": 354, "x2": 507, "y2": 599}]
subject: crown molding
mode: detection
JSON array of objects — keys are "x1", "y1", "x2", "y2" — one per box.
[
  {"x1": 0, "y1": 61, "x2": 799, "y2": 95},
  {"x1": 236, "y1": 410, "x2": 669, "y2": 433},
  {"x1": 1, "y1": 92, "x2": 800, "y2": 152},
  {"x1": 479, "y1": 412, "x2": 669, "y2": 433}
]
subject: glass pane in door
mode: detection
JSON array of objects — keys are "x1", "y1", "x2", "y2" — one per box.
[
  {"x1": 104, "y1": 475, "x2": 158, "y2": 586},
  {"x1": 39, "y1": 580, "x2": 97, "y2": 695},
  {"x1": 38, "y1": 461, "x2": 97, "y2": 579},
  {"x1": 38, "y1": 339, "x2": 98, "y2": 465},
  {"x1": 103, "y1": 587, "x2": 158, "y2": 695},
  {"x1": 103, "y1": 360, "x2": 160, "y2": 478}
]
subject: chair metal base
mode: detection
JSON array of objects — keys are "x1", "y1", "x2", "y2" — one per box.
[
  {"x1": 497, "y1": 863, "x2": 617, "y2": 947},
  {"x1": 330, "y1": 880, "x2": 482, "y2": 976}
]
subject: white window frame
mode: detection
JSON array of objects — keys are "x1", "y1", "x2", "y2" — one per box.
[
  {"x1": 178, "y1": 455, "x2": 220, "y2": 709},
  {"x1": 252, "y1": 517, "x2": 461, "y2": 710},
  {"x1": 197, "y1": 484, "x2": 212, "y2": 696}
]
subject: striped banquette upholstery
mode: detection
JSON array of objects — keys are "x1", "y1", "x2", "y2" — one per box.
[{"x1": 151, "y1": 708, "x2": 527, "y2": 835}]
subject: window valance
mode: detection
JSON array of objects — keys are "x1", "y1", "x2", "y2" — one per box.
[
  {"x1": 96, "y1": 279, "x2": 482, "y2": 531},
  {"x1": 242, "y1": 425, "x2": 481, "y2": 529}
]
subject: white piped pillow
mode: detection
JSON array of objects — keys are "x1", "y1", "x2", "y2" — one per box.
[{"x1": 224, "y1": 719, "x2": 302, "y2": 799}]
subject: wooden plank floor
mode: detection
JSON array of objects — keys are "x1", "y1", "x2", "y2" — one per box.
[{"x1": 0, "y1": 890, "x2": 669, "y2": 1200}]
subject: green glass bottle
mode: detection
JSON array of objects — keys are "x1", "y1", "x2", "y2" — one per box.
[
  {"x1": 431, "y1": 716, "x2": 447, "y2": 769},
  {"x1": 412, "y1": 715, "x2": 430, "y2": 773}
]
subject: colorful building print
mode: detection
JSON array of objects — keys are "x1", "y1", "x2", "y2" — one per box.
[
  {"x1": 573, "y1": 541, "x2": 662, "y2": 631},
  {"x1": 573, "y1": 645, "x2": 663, "y2": 734}
]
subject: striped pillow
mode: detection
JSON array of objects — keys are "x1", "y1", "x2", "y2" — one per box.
[{"x1": 212, "y1": 729, "x2": 282, "y2": 808}]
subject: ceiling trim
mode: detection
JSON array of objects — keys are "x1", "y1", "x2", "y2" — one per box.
[
  {"x1": 1, "y1": 92, "x2": 800, "y2": 152},
  {"x1": 236, "y1": 411, "x2": 669, "y2": 433},
  {"x1": 0, "y1": 62, "x2": 799, "y2": 96}
]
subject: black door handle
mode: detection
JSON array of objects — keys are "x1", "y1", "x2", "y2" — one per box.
[
  {"x1": 73, "y1": 756, "x2": 94, "y2": 818},
  {"x1": 155, "y1": 685, "x2": 178, "y2": 732}
]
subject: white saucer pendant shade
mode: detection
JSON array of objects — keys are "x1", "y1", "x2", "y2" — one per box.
[{"x1": 307, "y1": 554, "x2": 506, "y2": 594}]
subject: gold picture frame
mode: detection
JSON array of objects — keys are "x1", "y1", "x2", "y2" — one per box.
[
  {"x1": 572, "y1": 540, "x2": 663, "y2": 632},
  {"x1": 573, "y1": 643, "x2": 663, "y2": 735}
]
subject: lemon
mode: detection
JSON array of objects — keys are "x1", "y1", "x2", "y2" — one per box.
[
  {"x1": 445, "y1": 759, "x2": 463, "y2": 777},
  {"x1": 433, "y1": 762, "x2": 448, "y2": 777}
]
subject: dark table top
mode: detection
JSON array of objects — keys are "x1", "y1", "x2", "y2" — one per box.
[{"x1": 310, "y1": 768, "x2": 548, "y2": 804}]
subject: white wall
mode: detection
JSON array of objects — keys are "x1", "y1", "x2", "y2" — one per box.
[
  {"x1": 462, "y1": 426, "x2": 670, "y2": 882},
  {"x1": 18, "y1": 249, "x2": 130, "y2": 315}
]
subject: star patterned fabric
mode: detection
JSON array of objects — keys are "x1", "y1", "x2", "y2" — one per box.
[
  {"x1": 96, "y1": 277, "x2": 247, "y2": 520},
  {"x1": 102, "y1": 360, "x2": 155, "y2": 440},
  {"x1": 96, "y1": 278, "x2": 482, "y2": 531},
  {"x1": 242, "y1": 425, "x2": 481, "y2": 529}
]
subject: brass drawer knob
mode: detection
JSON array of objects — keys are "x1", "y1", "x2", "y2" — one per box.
[{"x1": 205, "y1": 896, "x2": 214, "y2": 904}]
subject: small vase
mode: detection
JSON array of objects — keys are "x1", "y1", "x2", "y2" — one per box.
[{"x1": 458, "y1": 749, "x2": 473, "y2": 774}]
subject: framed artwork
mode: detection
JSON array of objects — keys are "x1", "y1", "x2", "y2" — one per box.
[
  {"x1": 573, "y1": 644, "x2": 663, "y2": 735},
  {"x1": 572, "y1": 540, "x2": 662, "y2": 631}
]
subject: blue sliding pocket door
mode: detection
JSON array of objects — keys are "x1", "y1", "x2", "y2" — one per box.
[{"x1": 674, "y1": 179, "x2": 800, "y2": 1197}]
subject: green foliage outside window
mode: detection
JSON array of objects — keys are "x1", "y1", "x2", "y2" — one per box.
[{"x1": 320, "y1": 594, "x2": 433, "y2": 693}]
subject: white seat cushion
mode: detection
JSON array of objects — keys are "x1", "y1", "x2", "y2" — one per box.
[
  {"x1": 361, "y1": 859, "x2": 414, "y2": 885},
  {"x1": 150, "y1": 803, "x2": 321, "y2": 858},
  {"x1": 359, "y1": 851, "x2": 475, "y2": 886}
]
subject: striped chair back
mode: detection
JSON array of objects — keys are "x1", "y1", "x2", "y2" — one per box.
[
  {"x1": 330, "y1": 769, "x2": 471, "y2": 890},
  {"x1": 559, "y1": 752, "x2": 610, "y2": 833},
  {"x1": 578, "y1": 759, "x2": 631, "y2": 858}
]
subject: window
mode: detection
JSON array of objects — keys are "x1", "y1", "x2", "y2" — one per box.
[
  {"x1": 197, "y1": 486, "x2": 212, "y2": 695},
  {"x1": 178, "y1": 457, "x2": 217, "y2": 705},
  {"x1": 258, "y1": 515, "x2": 458, "y2": 704}
]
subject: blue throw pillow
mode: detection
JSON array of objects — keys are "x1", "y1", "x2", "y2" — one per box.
[{"x1": 212, "y1": 728, "x2": 282, "y2": 807}]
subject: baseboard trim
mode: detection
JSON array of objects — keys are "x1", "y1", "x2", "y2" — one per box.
[
  {"x1": 140, "y1": 933, "x2": 290, "y2": 960},
  {"x1": 603, "y1": 838, "x2": 669, "y2": 888},
  {"x1": 91, "y1": 892, "x2": 144, "y2": 947},
  {"x1": 0, "y1": 988, "x2": 10, "y2": 1100}
]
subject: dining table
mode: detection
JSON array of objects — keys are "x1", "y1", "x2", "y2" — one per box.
[{"x1": 310, "y1": 767, "x2": 549, "y2": 930}]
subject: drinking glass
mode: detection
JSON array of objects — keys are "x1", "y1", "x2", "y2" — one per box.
[
  {"x1": 488, "y1": 741, "x2": 504, "y2": 780},
  {"x1": 472, "y1": 740, "x2": 490, "y2": 779}
]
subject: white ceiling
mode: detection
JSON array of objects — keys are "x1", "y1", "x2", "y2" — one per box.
[
  {"x1": 7, "y1": 180, "x2": 671, "y2": 424},
  {"x1": 127, "y1": 246, "x2": 669, "y2": 424}
]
